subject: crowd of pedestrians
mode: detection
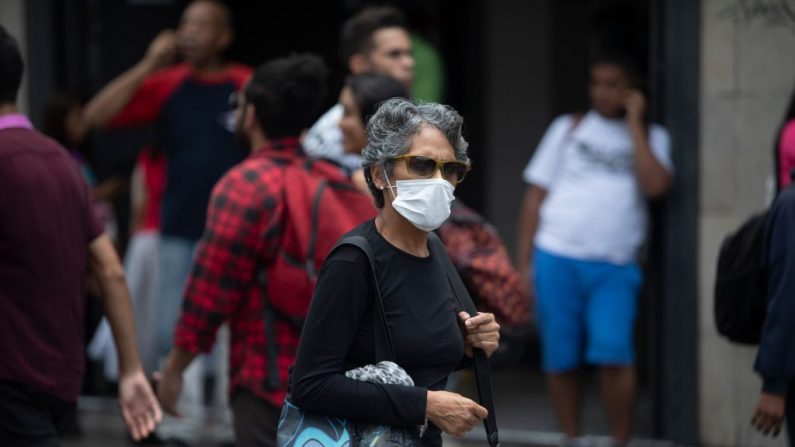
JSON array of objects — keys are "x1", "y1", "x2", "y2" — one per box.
[{"x1": 1, "y1": 1, "x2": 794, "y2": 447}]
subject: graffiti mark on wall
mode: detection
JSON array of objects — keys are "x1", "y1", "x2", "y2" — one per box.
[{"x1": 718, "y1": 0, "x2": 795, "y2": 29}]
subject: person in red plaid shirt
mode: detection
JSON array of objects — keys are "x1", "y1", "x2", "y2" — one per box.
[{"x1": 155, "y1": 54, "x2": 328, "y2": 446}]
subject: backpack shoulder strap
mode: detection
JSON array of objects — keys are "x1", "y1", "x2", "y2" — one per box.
[
  {"x1": 331, "y1": 235, "x2": 396, "y2": 363},
  {"x1": 427, "y1": 232, "x2": 500, "y2": 447},
  {"x1": 569, "y1": 112, "x2": 584, "y2": 132},
  {"x1": 428, "y1": 232, "x2": 479, "y2": 315}
]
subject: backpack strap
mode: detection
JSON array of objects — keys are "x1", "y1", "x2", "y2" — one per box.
[
  {"x1": 569, "y1": 112, "x2": 584, "y2": 132},
  {"x1": 330, "y1": 235, "x2": 396, "y2": 363},
  {"x1": 259, "y1": 270, "x2": 283, "y2": 390},
  {"x1": 260, "y1": 234, "x2": 397, "y2": 389},
  {"x1": 557, "y1": 113, "x2": 584, "y2": 151},
  {"x1": 428, "y1": 232, "x2": 500, "y2": 447}
]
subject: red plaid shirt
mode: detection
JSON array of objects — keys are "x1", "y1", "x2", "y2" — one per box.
[{"x1": 174, "y1": 137, "x2": 304, "y2": 407}]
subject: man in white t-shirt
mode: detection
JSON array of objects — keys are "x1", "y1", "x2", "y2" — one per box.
[
  {"x1": 302, "y1": 6, "x2": 414, "y2": 170},
  {"x1": 515, "y1": 55, "x2": 673, "y2": 447}
]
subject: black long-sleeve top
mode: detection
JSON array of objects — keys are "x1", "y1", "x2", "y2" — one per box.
[
  {"x1": 291, "y1": 220, "x2": 466, "y2": 446},
  {"x1": 755, "y1": 186, "x2": 795, "y2": 394}
]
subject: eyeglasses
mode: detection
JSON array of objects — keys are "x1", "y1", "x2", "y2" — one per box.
[{"x1": 390, "y1": 154, "x2": 471, "y2": 185}]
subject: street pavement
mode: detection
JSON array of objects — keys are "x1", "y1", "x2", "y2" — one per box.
[{"x1": 61, "y1": 364, "x2": 677, "y2": 446}]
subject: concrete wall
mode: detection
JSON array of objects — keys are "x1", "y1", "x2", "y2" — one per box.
[
  {"x1": 0, "y1": 0, "x2": 27, "y2": 112},
  {"x1": 699, "y1": 1, "x2": 795, "y2": 445}
]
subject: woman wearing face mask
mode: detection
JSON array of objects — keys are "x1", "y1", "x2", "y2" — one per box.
[
  {"x1": 339, "y1": 74, "x2": 532, "y2": 336},
  {"x1": 290, "y1": 98, "x2": 500, "y2": 445}
]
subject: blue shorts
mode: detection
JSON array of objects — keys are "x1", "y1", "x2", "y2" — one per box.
[{"x1": 533, "y1": 247, "x2": 642, "y2": 372}]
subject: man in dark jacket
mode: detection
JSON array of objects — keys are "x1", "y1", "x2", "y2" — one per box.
[{"x1": 752, "y1": 181, "x2": 795, "y2": 445}]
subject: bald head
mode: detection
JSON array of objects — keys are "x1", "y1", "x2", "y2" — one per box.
[
  {"x1": 187, "y1": 1, "x2": 231, "y2": 30},
  {"x1": 177, "y1": 0, "x2": 233, "y2": 66}
]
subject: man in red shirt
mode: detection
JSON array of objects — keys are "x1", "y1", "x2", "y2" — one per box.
[
  {"x1": 0, "y1": 25, "x2": 161, "y2": 445},
  {"x1": 82, "y1": 1, "x2": 251, "y2": 442},
  {"x1": 156, "y1": 54, "x2": 328, "y2": 447}
]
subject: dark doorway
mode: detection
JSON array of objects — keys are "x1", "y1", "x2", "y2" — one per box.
[{"x1": 478, "y1": 0, "x2": 672, "y2": 442}]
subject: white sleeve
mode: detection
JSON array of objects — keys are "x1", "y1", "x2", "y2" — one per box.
[
  {"x1": 303, "y1": 104, "x2": 344, "y2": 159},
  {"x1": 649, "y1": 124, "x2": 674, "y2": 173},
  {"x1": 522, "y1": 115, "x2": 573, "y2": 188}
]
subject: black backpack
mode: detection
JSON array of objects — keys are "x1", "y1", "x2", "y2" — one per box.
[{"x1": 713, "y1": 212, "x2": 769, "y2": 344}]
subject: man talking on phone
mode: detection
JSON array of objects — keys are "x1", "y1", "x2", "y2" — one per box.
[
  {"x1": 515, "y1": 53, "x2": 673, "y2": 447},
  {"x1": 82, "y1": 1, "x2": 251, "y2": 443}
]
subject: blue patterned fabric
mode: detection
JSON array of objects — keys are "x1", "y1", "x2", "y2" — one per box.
[{"x1": 277, "y1": 362, "x2": 423, "y2": 446}]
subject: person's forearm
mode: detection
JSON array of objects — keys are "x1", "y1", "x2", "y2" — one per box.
[
  {"x1": 516, "y1": 186, "x2": 546, "y2": 269},
  {"x1": 92, "y1": 176, "x2": 127, "y2": 202},
  {"x1": 83, "y1": 60, "x2": 155, "y2": 128},
  {"x1": 292, "y1": 373, "x2": 427, "y2": 427},
  {"x1": 101, "y1": 285, "x2": 141, "y2": 377},
  {"x1": 629, "y1": 119, "x2": 671, "y2": 198},
  {"x1": 90, "y1": 235, "x2": 142, "y2": 376},
  {"x1": 163, "y1": 347, "x2": 197, "y2": 377}
]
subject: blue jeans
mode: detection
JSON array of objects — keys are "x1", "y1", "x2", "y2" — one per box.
[
  {"x1": 155, "y1": 236, "x2": 233, "y2": 443},
  {"x1": 157, "y1": 236, "x2": 198, "y2": 356}
]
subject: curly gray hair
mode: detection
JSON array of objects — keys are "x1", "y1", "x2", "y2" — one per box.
[{"x1": 361, "y1": 98, "x2": 470, "y2": 208}]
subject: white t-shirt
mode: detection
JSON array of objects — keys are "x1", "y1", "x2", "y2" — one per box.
[
  {"x1": 523, "y1": 110, "x2": 673, "y2": 264},
  {"x1": 303, "y1": 104, "x2": 363, "y2": 171}
]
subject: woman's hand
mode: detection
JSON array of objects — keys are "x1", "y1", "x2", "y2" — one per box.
[
  {"x1": 426, "y1": 390, "x2": 488, "y2": 438},
  {"x1": 459, "y1": 311, "x2": 500, "y2": 358}
]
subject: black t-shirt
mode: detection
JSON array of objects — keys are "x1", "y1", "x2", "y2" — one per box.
[{"x1": 291, "y1": 219, "x2": 466, "y2": 446}]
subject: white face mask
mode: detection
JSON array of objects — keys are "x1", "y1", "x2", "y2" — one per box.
[{"x1": 384, "y1": 169, "x2": 456, "y2": 232}]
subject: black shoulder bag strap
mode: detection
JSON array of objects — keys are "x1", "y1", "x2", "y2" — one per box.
[
  {"x1": 428, "y1": 232, "x2": 500, "y2": 447},
  {"x1": 331, "y1": 235, "x2": 396, "y2": 362}
]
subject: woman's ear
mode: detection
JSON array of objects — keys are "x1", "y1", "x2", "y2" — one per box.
[{"x1": 370, "y1": 164, "x2": 386, "y2": 191}]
